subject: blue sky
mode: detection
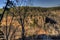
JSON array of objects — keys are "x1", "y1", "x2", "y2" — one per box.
[
  {"x1": 0, "y1": 0, "x2": 60, "y2": 8},
  {"x1": 32, "y1": 0, "x2": 60, "y2": 7},
  {"x1": 0, "y1": 0, "x2": 6, "y2": 8}
]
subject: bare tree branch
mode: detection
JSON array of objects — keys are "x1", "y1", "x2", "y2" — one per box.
[{"x1": 10, "y1": 25, "x2": 20, "y2": 40}]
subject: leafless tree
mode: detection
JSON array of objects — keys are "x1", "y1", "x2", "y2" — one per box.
[{"x1": 0, "y1": 0, "x2": 33, "y2": 40}]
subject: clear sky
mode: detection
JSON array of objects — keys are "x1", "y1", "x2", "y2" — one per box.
[
  {"x1": 32, "y1": 0, "x2": 60, "y2": 7},
  {"x1": 0, "y1": 0, "x2": 60, "y2": 8}
]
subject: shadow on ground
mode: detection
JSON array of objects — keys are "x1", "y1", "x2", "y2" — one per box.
[{"x1": 18, "y1": 34, "x2": 60, "y2": 40}]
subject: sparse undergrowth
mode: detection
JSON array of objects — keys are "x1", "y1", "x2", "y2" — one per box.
[{"x1": 0, "y1": 7, "x2": 60, "y2": 40}]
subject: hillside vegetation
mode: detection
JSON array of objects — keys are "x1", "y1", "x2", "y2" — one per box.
[{"x1": 0, "y1": 6, "x2": 60, "y2": 39}]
